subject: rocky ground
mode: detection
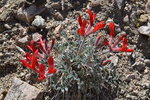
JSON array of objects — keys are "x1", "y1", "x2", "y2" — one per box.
[{"x1": 0, "y1": 0, "x2": 150, "y2": 100}]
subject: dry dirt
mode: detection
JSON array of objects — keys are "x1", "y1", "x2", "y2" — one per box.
[{"x1": 0, "y1": 0, "x2": 150, "y2": 100}]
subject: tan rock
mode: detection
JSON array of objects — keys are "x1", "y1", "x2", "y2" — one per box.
[
  {"x1": 4, "y1": 78, "x2": 43, "y2": 100},
  {"x1": 146, "y1": 1, "x2": 150, "y2": 14},
  {"x1": 138, "y1": 14, "x2": 148, "y2": 23},
  {"x1": 54, "y1": 24, "x2": 63, "y2": 34},
  {"x1": 54, "y1": 12, "x2": 64, "y2": 21}
]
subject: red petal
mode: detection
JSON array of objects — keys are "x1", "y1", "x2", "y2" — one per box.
[
  {"x1": 48, "y1": 39, "x2": 55, "y2": 54},
  {"x1": 26, "y1": 52, "x2": 32, "y2": 61},
  {"x1": 109, "y1": 22, "x2": 115, "y2": 37},
  {"x1": 39, "y1": 37, "x2": 47, "y2": 54},
  {"x1": 26, "y1": 45, "x2": 33, "y2": 52},
  {"x1": 93, "y1": 21, "x2": 106, "y2": 32},
  {"x1": 38, "y1": 64, "x2": 46, "y2": 80},
  {"x1": 87, "y1": 9, "x2": 94, "y2": 26},
  {"x1": 78, "y1": 16, "x2": 82, "y2": 26},
  {"x1": 28, "y1": 40, "x2": 36, "y2": 52},
  {"x1": 103, "y1": 39, "x2": 109, "y2": 46},
  {"x1": 31, "y1": 50, "x2": 38, "y2": 71},
  {"x1": 48, "y1": 56, "x2": 57, "y2": 74},
  {"x1": 113, "y1": 34, "x2": 126, "y2": 47},
  {"x1": 78, "y1": 20, "x2": 87, "y2": 36},
  {"x1": 122, "y1": 38, "x2": 128, "y2": 48},
  {"x1": 93, "y1": 13, "x2": 97, "y2": 23},
  {"x1": 120, "y1": 38, "x2": 134, "y2": 52},
  {"x1": 20, "y1": 59, "x2": 31, "y2": 68},
  {"x1": 102, "y1": 60, "x2": 111, "y2": 65},
  {"x1": 38, "y1": 76, "x2": 46, "y2": 81},
  {"x1": 95, "y1": 35, "x2": 103, "y2": 46},
  {"x1": 126, "y1": 49, "x2": 134, "y2": 52}
]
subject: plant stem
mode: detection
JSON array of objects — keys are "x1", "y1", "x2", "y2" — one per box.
[{"x1": 78, "y1": 37, "x2": 85, "y2": 55}]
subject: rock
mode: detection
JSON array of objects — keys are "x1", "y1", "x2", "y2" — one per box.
[
  {"x1": 0, "y1": 0, "x2": 26, "y2": 21},
  {"x1": 125, "y1": 73, "x2": 136, "y2": 82},
  {"x1": 123, "y1": 15, "x2": 129, "y2": 23},
  {"x1": 4, "y1": 78, "x2": 43, "y2": 100},
  {"x1": 54, "y1": 24, "x2": 63, "y2": 34},
  {"x1": 146, "y1": 1, "x2": 150, "y2": 14},
  {"x1": 110, "y1": 56, "x2": 119, "y2": 66},
  {"x1": 18, "y1": 35, "x2": 29, "y2": 44},
  {"x1": 142, "y1": 81, "x2": 150, "y2": 89},
  {"x1": 32, "y1": 33, "x2": 42, "y2": 41},
  {"x1": 0, "y1": 23, "x2": 6, "y2": 33},
  {"x1": 132, "y1": 62, "x2": 145, "y2": 72},
  {"x1": 54, "y1": 12, "x2": 64, "y2": 21},
  {"x1": 138, "y1": 26, "x2": 150, "y2": 37},
  {"x1": 16, "y1": 4, "x2": 45, "y2": 23},
  {"x1": 4, "y1": 24, "x2": 11, "y2": 29},
  {"x1": 0, "y1": 90, "x2": 6, "y2": 100},
  {"x1": 51, "y1": 2, "x2": 61, "y2": 10},
  {"x1": 115, "y1": 0, "x2": 124, "y2": 10},
  {"x1": 90, "y1": 0, "x2": 100, "y2": 8},
  {"x1": 144, "y1": 67, "x2": 149, "y2": 74},
  {"x1": 138, "y1": 14, "x2": 148, "y2": 23},
  {"x1": 144, "y1": 59, "x2": 150, "y2": 67},
  {"x1": 126, "y1": 94, "x2": 137, "y2": 100},
  {"x1": 32, "y1": 15, "x2": 45, "y2": 28}
]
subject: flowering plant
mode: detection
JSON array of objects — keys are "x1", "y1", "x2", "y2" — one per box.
[
  {"x1": 19, "y1": 9, "x2": 134, "y2": 100},
  {"x1": 20, "y1": 37, "x2": 57, "y2": 80}
]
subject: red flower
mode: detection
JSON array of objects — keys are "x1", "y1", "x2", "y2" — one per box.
[
  {"x1": 77, "y1": 9, "x2": 106, "y2": 37},
  {"x1": 93, "y1": 21, "x2": 106, "y2": 32},
  {"x1": 26, "y1": 40, "x2": 36, "y2": 52},
  {"x1": 48, "y1": 56, "x2": 57, "y2": 74},
  {"x1": 38, "y1": 56, "x2": 57, "y2": 81},
  {"x1": 38, "y1": 64, "x2": 46, "y2": 80},
  {"x1": 87, "y1": 9, "x2": 96, "y2": 26},
  {"x1": 38, "y1": 37, "x2": 55, "y2": 55},
  {"x1": 96, "y1": 22, "x2": 134, "y2": 52},
  {"x1": 78, "y1": 20, "x2": 87, "y2": 36},
  {"x1": 112, "y1": 38, "x2": 134, "y2": 52},
  {"x1": 20, "y1": 38, "x2": 57, "y2": 81},
  {"x1": 20, "y1": 49, "x2": 39, "y2": 72}
]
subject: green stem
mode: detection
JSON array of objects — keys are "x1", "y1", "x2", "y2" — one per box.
[{"x1": 78, "y1": 37, "x2": 85, "y2": 55}]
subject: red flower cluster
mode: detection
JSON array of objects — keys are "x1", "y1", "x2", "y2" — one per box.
[
  {"x1": 78, "y1": 9, "x2": 106, "y2": 37},
  {"x1": 96, "y1": 22, "x2": 134, "y2": 52},
  {"x1": 77, "y1": 9, "x2": 134, "y2": 66},
  {"x1": 78, "y1": 9, "x2": 133, "y2": 53},
  {"x1": 20, "y1": 37, "x2": 57, "y2": 80}
]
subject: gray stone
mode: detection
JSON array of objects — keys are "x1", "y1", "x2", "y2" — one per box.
[
  {"x1": 32, "y1": 15, "x2": 46, "y2": 28},
  {"x1": 32, "y1": 32, "x2": 42, "y2": 42},
  {"x1": 125, "y1": 74, "x2": 136, "y2": 82},
  {"x1": 110, "y1": 56, "x2": 119, "y2": 66},
  {"x1": 123, "y1": 15, "x2": 129, "y2": 23},
  {"x1": 132, "y1": 62, "x2": 146, "y2": 72},
  {"x1": 144, "y1": 59, "x2": 150, "y2": 67},
  {"x1": 115, "y1": 0, "x2": 124, "y2": 10},
  {"x1": 16, "y1": 4, "x2": 45, "y2": 23},
  {"x1": 138, "y1": 26, "x2": 150, "y2": 37},
  {"x1": 126, "y1": 94, "x2": 137, "y2": 100},
  {"x1": 4, "y1": 78, "x2": 43, "y2": 100},
  {"x1": 142, "y1": 82, "x2": 150, "y2": 89},
  {"x1": 18, "y1": 35, "x2": 29, "y2": 44},
  {"x1": 146, "y1": 1, "x2": 150, "y2": 14}
]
